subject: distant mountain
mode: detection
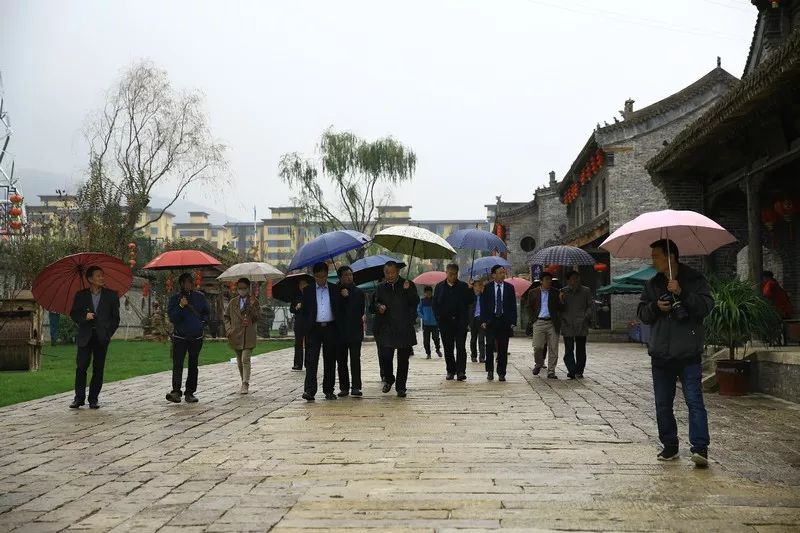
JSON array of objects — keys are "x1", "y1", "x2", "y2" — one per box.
[{"x1": 18, "y1": 168, "x2": 240, "y2": 225}]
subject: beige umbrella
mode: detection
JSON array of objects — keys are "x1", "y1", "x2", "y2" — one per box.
[
  {"x1": 373, "y1": 225, "x2": 456, "y2": 275},
  {"x1": 216, "y1": 262, "x2": 284, "y2": 282}
]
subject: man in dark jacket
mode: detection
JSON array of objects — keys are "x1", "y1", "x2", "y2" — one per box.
[
  {"x1": 336, "y1": 265, "x2": 365, "y2": 397},
  {"x1": 301, "y1": 262, "x2": 341, "y2": 401},
  {"x1": 167, "y1": 273, "x2": 210, "y2": 404},
  {"x1": 528, "y1": 272, "x2": 565, "y2": 379},
  {"x1": 69, "y1": 266, "x2": 120, "y2": 409},
  {"x1": 289, "y1": 277, "x2": 310, "y2": 370},
  {"x1": 480, "y1": 265, "x2": 517, "y2": 381},
  {"x1": 637, "y1": 239, "x2": 713, "y2": 468},
  {"x1": 417, "y1": 286, "x2": 441, "y2": 359},
  {"x1": 561, "y1": 271, "x2": 593, "y2": 379},
  {"x1": 371, "y1": 261, "x2": 419, "y2": 397},
  {"x1": 433, "y1": 263, "x2": 472, "y2": 381},
  {"x1": 468, "y1": 279, "x2": 486, "y2": 363}
]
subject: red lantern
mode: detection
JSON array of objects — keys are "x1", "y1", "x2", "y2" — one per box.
[
  {"x1": 9, "y1": 207, "x2": 22, "y2": 217},
  {"x1": 228, "y1": 281, "x2": 236, "y2": 293},
  {"x1": 165, "y1": 276, "x2": 174, "y2": 293},
  {"x1": 128, "y1": 242, "x2": 137, "y2": 250},
  {"x1": 142, "y1": 283, "x2": 150, "y2": 298},
  {"x1": 775, "y1": 199, "x2": 795, "y2": 240},
  {"x1": 593, "y1": 263, "x2": 608, "y2": 272},
  {"x1": 9, "y1": 194, "x2": 23, "y2": 204},
  {"x1": 761, "y1": 207, "x2": 779, "y2": 231},
  {"x1": 128, "y1": 259, "x2": 136, "y2": 267},
  {"x1": 9, "y1": 221, "x2": 22, "y2": 230},
  {"x1": 194, "y1": 270, "x2": 202, "y2": 288},
  {"x1": 266, "y1": 279, "x2": 273, "y2": 299}
]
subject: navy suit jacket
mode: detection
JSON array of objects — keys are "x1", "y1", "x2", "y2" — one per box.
[
  {"x1": 480, "y1": 281, "x2": 517, "y2": 328},
  {"x1": 301, "y1": 282, "x2": 341, "y2": 336}
]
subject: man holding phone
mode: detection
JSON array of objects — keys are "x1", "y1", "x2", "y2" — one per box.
[{"x1": 167, "y1": 273, "x2": 210, "y2": 404}]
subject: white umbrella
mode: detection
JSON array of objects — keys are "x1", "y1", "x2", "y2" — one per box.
[
  {"x1": 216, "y1": 262, "x2": 284, "y2": 282},
  {"x1": 373, "y1": 225, "x2": 456, "y2": 275}
]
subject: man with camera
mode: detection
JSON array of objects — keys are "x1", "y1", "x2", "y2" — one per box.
[
  {"x1": 166, "y1": 273, "x2": 210, "y2": 404},
  {"x1": 637, "y1": 239, "x2": 713, "y2": 468}
]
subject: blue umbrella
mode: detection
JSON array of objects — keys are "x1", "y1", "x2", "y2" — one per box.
[
  {"x1": 350, "y1": 254, "x2": 407, "y2": 285},
  {"x1": 446, "y1": 228, "x2": 509, "y2": 253},
  {"x1": 465, "y1": 256, "x2": 511, "y2": 280},
  {"x1": 287, "y1": 230, "x2": 371, "y2": 271}
]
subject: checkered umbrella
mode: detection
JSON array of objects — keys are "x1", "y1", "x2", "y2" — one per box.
[{"x1": 527, "y1": 245, "x2": 596, "y2": 266}]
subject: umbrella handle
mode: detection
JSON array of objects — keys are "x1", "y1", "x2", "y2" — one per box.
[
  {"x1": 666, "y1": 228, "x2": 673, "y2": 280},
  {"x1": 407, "y1": 240, "x2": 417, "y2": 278}
]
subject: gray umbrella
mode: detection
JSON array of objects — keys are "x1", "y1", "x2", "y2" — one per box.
[{"x1": 527, "y1": 245, "x2": 596, "y2": 266}]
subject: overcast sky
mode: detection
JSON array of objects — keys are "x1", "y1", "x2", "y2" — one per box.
[{"x1": 1, "y1": 0, "x2": 755, "y2": 222}]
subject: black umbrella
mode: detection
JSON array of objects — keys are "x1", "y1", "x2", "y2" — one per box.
[
  {"x1": 350, "y1": 255, "x2": 406, "y2": 286},
  {"x1": 272, "y1": 272, "x2": 314, "y2": 303}
]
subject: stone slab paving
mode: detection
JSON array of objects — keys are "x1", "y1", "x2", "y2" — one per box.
[{"x1": 1, "y1": 338, "x2": 799, "y2": 532}]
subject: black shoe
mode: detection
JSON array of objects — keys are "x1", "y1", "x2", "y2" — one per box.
[
  {"x1": 291, "y1": 366, "x2": 302, "y2": 371},
  {"x1": 165, "y1": 391, "x2": 182, "y2": 403},
  {"x1": 69, "y1": 400, "x2": 84, "y2": 409},
  {"x1": 457, "y1": 375, "x2": 467, "y2": 381},
  {"x1": 396, "y1": 390, "x2": 407, "y2": 398},
  {"x1": 325, "y1": 393, "x2": 337, "y2": 400},
  {"x1": 471, "y1": 356, "x2": 478, "y2": 362},
  {"x1": 446, "y1": 373, "x2": 455, "y2": 380},
  {"x1": 302, "y1": 392, "x2": 315, "y2": 402},
  {"x1": 499, "y1": 375, "x2": 506, "y2": 382},
  {"x1": 351, "y1": 389, "x2": 363, "y2": 397},
  {"x1": 382, "y1": 382, "x2": 392, "y2": 393},
  {"x1": 547, "y1": 373, "x2": 558, "y2": 380},
  {"x1": 532, "y1": 365, "x2": 542, "y2": 376},
  {"x1": 88, "y1": 402, "x2": 99, "y2": 409},
  {"x1": 487, "y1": 372, "x2": 494, "y2": 381},
  {"x1": 577, "y1": 373, "x2": 584, "y2": 378},
  {"x1": 437, "y1": 351, "x2": 442, "y2": 358},
  {"x1": 479, "y1": 357, "x2": 485, "y2": 363},
  {"x1": 691, "y1": 449, "x2": 709, "y2": 468},
  {"x1": 337, "y1": 390, "x2": 349, "y2": 397},
  {"x1": 184, "y1": 393, "x2": 198, "y2": 403},
  {"x1": 567, "y1": 372, "x2": 576, "y2": 380},
  {"x1": 426, "y1": 354, "x2": 431, "y2": 359},
  {"x1": 657, "y1": 447, "x2": 679, "y2": 461}
]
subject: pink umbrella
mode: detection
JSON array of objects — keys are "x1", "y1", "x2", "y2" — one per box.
[
  {"x1": 506, "y1": 277, "x2": 532, "y2": 299},
  {"x1": 600, "y1": 209, "x2": 736, "y2": 278},
  {"x1": 413, "y1": 271, "x2": 446, "y2": 286}
]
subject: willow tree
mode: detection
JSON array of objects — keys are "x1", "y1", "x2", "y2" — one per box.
[{"x1": 279, "y1": 128, "x2": 416, "y2": 250}]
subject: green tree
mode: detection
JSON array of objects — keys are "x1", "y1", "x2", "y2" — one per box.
[{"x1": 279, "y1": 128, "x2": 416, "y2": 257}]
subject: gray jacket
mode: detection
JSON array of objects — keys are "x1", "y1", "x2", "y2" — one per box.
[
  {"x1": 636, "y1": 263, "x2": 714, "y2": 363},
  {"x1": 560, "y1": 285, "x2": 593, "y2": 337}
]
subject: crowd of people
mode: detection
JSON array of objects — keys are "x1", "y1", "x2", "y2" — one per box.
[{"x1": 67, "y1": 238, "x2": 757, "y2": 468}]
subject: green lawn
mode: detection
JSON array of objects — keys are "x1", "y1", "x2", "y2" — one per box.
[{"x1": 0, "y1": 339, "x2": 293, "y2": 408}]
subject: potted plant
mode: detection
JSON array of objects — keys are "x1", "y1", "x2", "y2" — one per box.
[{"x1": 704, "y1": 278, "x2": 782, "y2": 396}]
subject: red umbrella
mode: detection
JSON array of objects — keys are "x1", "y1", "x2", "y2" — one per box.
[
  {"x1": 32, "y1": 252, "x2": 133, "y2": 315},
  {"x1": 142, "y1": 250, "x2": 221, "y2": 270},
  {"x1": 413, "y1": 271, "x2": 446, "y2": 286},
  {"x1": 507, "y1": 277, "x2": 532, "y2": 299}
]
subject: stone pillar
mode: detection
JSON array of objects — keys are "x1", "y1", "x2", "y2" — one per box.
[{"x1": 744, "y1": 174, "x2": 765, "y2": 287}]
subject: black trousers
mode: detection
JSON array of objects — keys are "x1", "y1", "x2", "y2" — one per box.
[
  {"x1": 304, "y1": 323, "x2": 338, "y2": 396},
  {"x1": 337, "y1": 340, "x2": 362, "y2": 392},
  {"x1": 74, "y1": 332, "x2": 110, "y2": 403},
  {"x1": 485, "y1": 318, "x2": 511, "y2": 376},
  {"x1": 440, "y1": 318, "x2": 468, "y2": 376},
  {"x1": 293, "y1": 326, "x2": 304, "y2": 369},
  {"x1": 380, "y1": 346, "x2": 412, "y2": 391},
  {"x1": 563, "y1": 336, "x2": 587, "y2": 375},
  {"x1": 172, "y1": 336, "x2": 203, "y2": 394},
  {"x1": 470, "y1": 316, "x2": 486, "y2": 361},
  {"x1": 422, "y1": 325, "x2": 441, "y2": 355}
]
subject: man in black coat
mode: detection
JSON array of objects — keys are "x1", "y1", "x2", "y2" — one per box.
[
  {"x1": 480, "y1": 265, "x2": 517, "y2": 381},
  {"x1": 336, "y1": 265, "x2": 365, "y2": 397},
  {"x1": 301, "y1": 262, "x2": 341, "y2": 401},
  {"x1": 166, "y1": 273, "x2": 210, "y2": 404},
  {"x1": 433, "y1": 263, "x2": 472, "y2": 381},
  {"x1": 69, "y1": 266, "x2": 120, "y2": 409},
  {"x1": 371, "y1": 261, "x2": 419, "y2": 397},
  {"x1": 637, "y1": 239, "x2": 713, "y2": 468},
  {"x1": 289, "y1": 277, "x2": 310, "y2": 371}
]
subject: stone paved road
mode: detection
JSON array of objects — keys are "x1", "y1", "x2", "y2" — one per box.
[{"x1": 1, "y1": 338, "x2": 799, "y2": 532}]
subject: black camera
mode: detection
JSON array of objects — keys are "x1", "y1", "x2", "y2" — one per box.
[{"x1": 659, "y1": 293, "x2": 689, "y2": 321}]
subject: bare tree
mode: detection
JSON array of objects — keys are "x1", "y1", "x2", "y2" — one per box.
[
  {"x1": 81, "y1": 60, "x2": 227, "y2": 253},
  {"x1": 279, "y1": 128, "x2": 416, "y2": 253}
]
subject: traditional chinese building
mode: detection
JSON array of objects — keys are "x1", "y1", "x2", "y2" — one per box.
[
  {"x1": 558, "y1": 67, "x2": 739, "y2": 329},
  {"x1": 647, "y1": 0, "x2": 800, "y2": 314}
]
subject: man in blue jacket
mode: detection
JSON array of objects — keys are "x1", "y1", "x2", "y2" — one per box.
[
  {"x1": 637, "y1": 239, "x2": 713, "y2": 468},
  {"x1": 417, "y1": 286, "x2": 441, "y2": 359},
  {"x1": 166, "y1": 273, "x2": 210, "y2": 404}
]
